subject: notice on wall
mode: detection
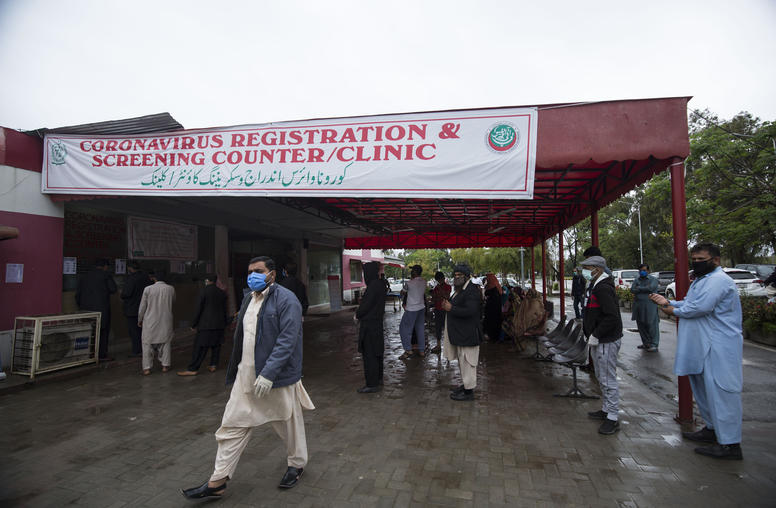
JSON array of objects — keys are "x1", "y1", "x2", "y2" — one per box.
[
  {"x1": 63, "y1": 257, "x2": 77, "y2": 275},
  {"x1": 128, "y1": 217, "x2": 197, "y2": 260},
  {"x1": 115, "y1": 258, "x2": 126, "y2": 274},
  {"x1": 41, "y1": 107, "x2": 538, "y2": 199},
  {"x1": 5, "y1": 263, "x2": 23, "y2": 283},
  {"x1": 327, "y1": 275, "x2": 342, "y2": 312}
]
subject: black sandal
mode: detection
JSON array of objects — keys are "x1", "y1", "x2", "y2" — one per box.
[{"x1": 181, "y1": 480, "x2": 227, "y2": 499}]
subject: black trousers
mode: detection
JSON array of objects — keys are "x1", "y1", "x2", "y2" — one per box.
[
  {"x1": 188, "y1": 344, "x2": 221, "y2": 371},
  {"x1": 359, "y1": 320, "x2": 384, "y2": 387},
  {"x1": 126, "y1": 316, "x2": 142, "y2": 355},
  {"x1": 573, "y1": 295, "x2": 584, "y2": 319},
  {"x1": 434, "y1": 309, "x2": 446, "y2": 344}
]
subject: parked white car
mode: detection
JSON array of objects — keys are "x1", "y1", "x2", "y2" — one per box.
[
  {"x1": 612, "y1": 269, "x2": 640, "y2": 290},
  {"x1": 389, "y1": 280, "x2": 406, "y2": 293},
  {"x1": 665, "y1": 268, "x2": 767, "y2": 299}
]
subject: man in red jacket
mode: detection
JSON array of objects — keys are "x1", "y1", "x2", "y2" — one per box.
[{"x1": 581, "y1": 255, "x2": 624, "y2": 435}]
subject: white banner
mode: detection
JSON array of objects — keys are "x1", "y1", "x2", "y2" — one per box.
[
  {"x1": 42, "y1": 108, "x2": 537, "y2": 199},
  {"x1": 128, "y1": 217, "x2": 197, "y2": 260}
]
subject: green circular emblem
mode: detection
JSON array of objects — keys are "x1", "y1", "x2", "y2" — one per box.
[{"x1": 487, "y1": 124, "x2": 518, "y2": 152}]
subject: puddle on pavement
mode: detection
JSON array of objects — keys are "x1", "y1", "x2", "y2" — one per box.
[{"x1": 661, "y1": 434, "x2": 682, "y2": 446}]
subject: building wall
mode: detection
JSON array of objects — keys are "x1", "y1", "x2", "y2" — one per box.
[
  {"x1": 0, "y1": 162, "x2": 65, "y2": 369},
  {"x1": 342, "y1": 249, "x2": 384, "y2": 303}
]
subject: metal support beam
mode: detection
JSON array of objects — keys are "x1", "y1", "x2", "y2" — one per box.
[
  {"x1": 541, "y1": 241, "x2": 547, "y2": 302},
  {"x1": 559, "y1": 231, "x2": 565, "y2": 319},
  {"x1": 670, "y1": 158, "x2": 693, "y2": 424},
  {"x1": 531, "y1": 246, "x2": 536, "y2": 289}
]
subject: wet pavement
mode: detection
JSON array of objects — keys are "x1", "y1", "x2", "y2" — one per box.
[{"x1": 1, "y1": 304, "x2": 776, "y2": 507}]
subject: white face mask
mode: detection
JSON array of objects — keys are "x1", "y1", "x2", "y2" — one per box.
[{"x1": 582, "y1": 268, "x2": 594, "y2": 281}]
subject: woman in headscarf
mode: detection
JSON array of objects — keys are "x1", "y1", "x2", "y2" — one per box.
[
  {"x1": 483, "y1": 273, "x2": 503, "y2": 342},
  {"x1": 513, "y1": 288, "x2": 546, "y2": 337}
]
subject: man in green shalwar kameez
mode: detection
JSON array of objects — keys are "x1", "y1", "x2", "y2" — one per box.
[{"x1": 630, "y1": 264, "x2": 660, "y2": 352}]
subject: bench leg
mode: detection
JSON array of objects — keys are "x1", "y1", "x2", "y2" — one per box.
[
  {"x1": 554, "y1": 365, "x2": 599, "y2": 399},
  {"x1": 526, "y1": 337, "x2": 552, "y2": 361}
]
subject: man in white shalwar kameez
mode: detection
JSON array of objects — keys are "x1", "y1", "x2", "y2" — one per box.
[
  {"x1": 137, "y1": 272, "x2": 176, "y2": 375},
  {"x1": 182, "y1": 256, "x2": 314, "y2": 500}
]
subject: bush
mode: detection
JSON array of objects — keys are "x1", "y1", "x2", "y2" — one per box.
[
  {"x1": 615, "y1": 286, "x2": 634, "y2": 303},
  {"x1": 740, "y1": 296, "x2": 776, "y2": 334}
]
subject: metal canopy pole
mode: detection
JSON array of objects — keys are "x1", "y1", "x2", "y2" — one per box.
[
  {"x1": 670, "y1": 158, "x2": 693, "y2": 424},
  {"x1": 559, "y1": 231, "x2": 565, "y2": 319},
  {"x1": 637, "y1": 205, "x2": 644, "y2": 265},
  {"x1": 531, "y1": 246, "x2": 536, "y2": 289},
  {"x1": 541, "y1": 241, "x2": 547, "y2": 302},
  {"x1": 591, "y1": 210, "x2": 599, "y2": 246}
]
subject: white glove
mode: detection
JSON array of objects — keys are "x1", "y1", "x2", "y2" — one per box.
[
  {"x1": 588, "y1": 335, "x2": 600, "y2": 346},
  {"x1": 253, "y1": 375, "x2": 273, "y2": 398}
]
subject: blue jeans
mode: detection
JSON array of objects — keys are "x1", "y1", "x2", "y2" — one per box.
[{"x1": 400, "y1": 309, "x2": 426, "y2": 352}]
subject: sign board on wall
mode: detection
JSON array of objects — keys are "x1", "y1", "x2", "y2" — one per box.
[
  {"x1": 5, "y1": 263, "x2": 23, "y2": 283},
  {"x1": 41, "y1": 108, "x2": 537, "y2": 199},
  {"x1": 63, "y1": 257, "x2": 77, "y2": 275},
  {"x1": 128, "y1": 217, "x2": 197, "y2": 260}
]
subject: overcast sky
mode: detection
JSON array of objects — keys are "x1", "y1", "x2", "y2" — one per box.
[{"x1": 1, "y1": 0, "x2": 774, "y2": 131}]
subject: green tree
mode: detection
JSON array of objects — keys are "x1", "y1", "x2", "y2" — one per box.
[
  {"x1": 403, "y1": 249, "x2": 452, "y2": 278},
  {"x1": 685, "y1": 110, "x2": 776, "y2": 263}
]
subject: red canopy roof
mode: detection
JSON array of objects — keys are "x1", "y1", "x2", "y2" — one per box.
[{"x1": 340, "y1": 97, "x2": 690, "y2": 249}]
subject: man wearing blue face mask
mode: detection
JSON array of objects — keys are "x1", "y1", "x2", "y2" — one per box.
[
  {"x1": 182, "y1": 256, "x2": 315, "y2": 499},
  {"x1": 650, "y1": 243, "x2": 743, "y2": 460},
  {"x1": 630, "y1": 263, "x2": 660, "y2": 352}
]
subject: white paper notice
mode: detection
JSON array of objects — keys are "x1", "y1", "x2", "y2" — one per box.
[
  {"x1": 63, "y1": 257, "x2": 77, "y2": 275},
  {"x1": 5, "y1": 263, "x2": 23, "y2": 283},
  {"x1": 115, "y1": 259, "x2": 126, "y2": 274}
]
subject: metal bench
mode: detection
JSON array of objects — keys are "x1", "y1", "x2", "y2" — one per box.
[{"x1": 551, "y1": 326, "x2": 598, "y2": 399}]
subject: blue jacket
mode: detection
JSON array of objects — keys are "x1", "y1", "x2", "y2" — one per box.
[
  {"x1": 670, "y1": 266, "x2": 742, "y2": 392},
  {"x1": 225, "y1": 283, "x2": 304, "y2": 388}
]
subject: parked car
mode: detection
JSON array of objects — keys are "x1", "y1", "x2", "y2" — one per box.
[
  {"x1": 665, "y1": 268, "x2": 766, "y2": 299},
  {"x1": 612, "y1": 269, "x2": 640, "y2": 290},
  {"x1": 735, "y1": 263, "x2": 775, "y2": 281},
  {"x1": 723, "y1": 268, "x2": 768, "y2": 296},
  {"x1": 665, "y1": 270, "x2": 695, "y2": 300},
  {"x1": 389, "y1": 280, "x2": 406, "y2": 293},
  {"x1": 649, "y1": 271, "x2": 675, "y2": 295}
]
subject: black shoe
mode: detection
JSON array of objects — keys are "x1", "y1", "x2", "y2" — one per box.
[
  {"x1": 357, "y1": 385, "x2": 380, "y2": 393},
  {"x1": 598, "y1": 419, "x2": 620, "y2": 435},
  {"x1": 181, "y1": 480, "x2": 227, "y2": 499},
  {"x1": 279, "y1": 466, "x2": 303, "y2": 489},
  {"x1": 450, "y1": 389, "x2": 474, "y2": 401},
  {"x1": 450, "y1": 384, "x2": 465, "y2": 394},
  {"x1": 587, "y1": 410, "x2": 608, "y2": 420},
  {"x1": 682, "y1": 426, "x2": 716, "y2": 443},
  {"x1": 637, "y1": 345, "x2": 646, "y2": 349},
  {"x1": 694, "y1": 443, "x2": 743, "y2": 460}
]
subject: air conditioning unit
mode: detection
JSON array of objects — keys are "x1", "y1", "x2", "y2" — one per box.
[{"x1": 12, "y1": 312, "x2": 101, "y2": 379}]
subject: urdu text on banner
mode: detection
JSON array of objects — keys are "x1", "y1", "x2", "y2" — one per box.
[{"x1": 41, "y1": 108, "x2": 537, "y2": 199}]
